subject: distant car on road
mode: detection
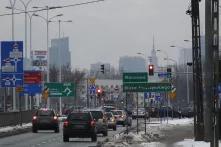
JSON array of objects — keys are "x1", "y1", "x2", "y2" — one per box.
[
  {"x1": 63, "y1": 111, "x2": 97, "y2": 142},
  {"x1": 87, "y1": 109, "x2": 108, "y2": 136},
  {"x1": 132, "y1": 108, "x2": 148, "y2": 119},
  {"x1": 111, "y1": 110, "x2": 128, "y2": 126},
  {"x1": 32, "y1": 108, "x2": 59, "y2": 133},
  {"x1": 104, "y1": 112, "x2": 117, "y2": 130}
]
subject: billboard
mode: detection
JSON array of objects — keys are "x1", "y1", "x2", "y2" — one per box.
[
  {"x1": 24, "y1": 71, "x2": 42, "y2": 84},
  {"x1": 31, "y1": 50, "x2": 47, "y2": 71}
]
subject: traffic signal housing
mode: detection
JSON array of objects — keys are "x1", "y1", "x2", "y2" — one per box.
[
  {"x1": 149, "y1": 65, "x2": 154, "y2": 76},
  {"x1": 167, "y1": 67, "x2": 172, "y2": 78},
  {"x1": 100, "y1": 64, "x2": 105, "y2": 74}
]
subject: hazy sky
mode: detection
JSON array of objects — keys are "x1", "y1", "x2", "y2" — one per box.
[{"x1": 0, "y1": 0, "x2": 205, "y2": 69}]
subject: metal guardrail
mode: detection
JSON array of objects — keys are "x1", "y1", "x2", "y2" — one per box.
[{"x1": 0, "y1": 110, "x2": 36, "y2": 127}]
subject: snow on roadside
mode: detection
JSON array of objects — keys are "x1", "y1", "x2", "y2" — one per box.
[
  {"x1": 102, "y1": 118, "x2": 194, "y2": 147},
  {"x1": 174, "y1": 139, "x2": 221, "y2": 147},
  {"x1": 0, "y1": 123, "x2": 32, "y2": 133}
]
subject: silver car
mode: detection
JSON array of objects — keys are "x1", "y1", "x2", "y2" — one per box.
[{"x1": 87, "y1": 109, "x2": 108, "y2": 136}]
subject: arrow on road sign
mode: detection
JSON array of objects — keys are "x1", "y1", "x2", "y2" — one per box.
[{"x1": 63, "y1": 87, "x2": 72, "y2": 96}]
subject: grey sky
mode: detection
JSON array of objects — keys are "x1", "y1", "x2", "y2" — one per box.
[{"x1": 0, "y1": 0, "x2": 203, "y2": 69}]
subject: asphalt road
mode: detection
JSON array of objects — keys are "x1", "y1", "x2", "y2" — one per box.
[{"x1": 0, "y1": 123, "x2": 128, "y2": 147}]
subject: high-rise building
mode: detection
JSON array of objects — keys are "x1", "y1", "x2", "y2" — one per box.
[
  {"x1": 119, "y1": 56, "x2": 146, "y2": 73},
  {"x1": 49, "y1": 37, "x2": 71, "y2": 68},
  {"x1": 178, "y1": 48, "x2": 192, "y2": 65}
]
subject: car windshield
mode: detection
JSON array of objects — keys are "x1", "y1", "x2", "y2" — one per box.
[
  {"x1": 37, "y1": 110, "x2": 54, "y2": 116},
  {"x1": 90, "y1": 111, "x2": 103, "y2": 120},
  {"x1": 68, "y1": 113, "x2": 90, "y2": 121}
]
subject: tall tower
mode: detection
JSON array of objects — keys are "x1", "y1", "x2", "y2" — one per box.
[{"x1": 149, "y1": 36, "x2": 158, "y2": 70}]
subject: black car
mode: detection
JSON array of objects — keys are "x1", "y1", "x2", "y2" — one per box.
[
  {"x1": 32, "y1": 109, "x2": 59, "y2": 133},
  {"x1": 63, "y1": 112, "x2": 97, "y2": 142}
]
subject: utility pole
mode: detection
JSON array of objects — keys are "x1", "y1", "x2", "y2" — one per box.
[
  {"x1": 186, "y1": 0, "x2": 204, "y2": 141},
  {"x1": 204, "y1": 0, "x2": 219, "y2": 146},
  {"x1": 211, "y1": 0, "x2": 219, "y2": 146}
]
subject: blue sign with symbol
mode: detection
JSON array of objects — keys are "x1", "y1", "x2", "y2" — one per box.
[
  {"x1": 1, "y1": 41, "x2": 23, "y2": 87},
  {"x1": 89, "y1": 85, "x2": 96, "y2": 95}
]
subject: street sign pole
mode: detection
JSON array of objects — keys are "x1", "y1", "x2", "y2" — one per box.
[{"x1": 136, "y1": 92, "x2": 139, "y2": 134}]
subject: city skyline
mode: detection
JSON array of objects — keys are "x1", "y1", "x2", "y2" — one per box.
[{"x1": 0, "y1": 0, "x2": 198, "y2": 69}]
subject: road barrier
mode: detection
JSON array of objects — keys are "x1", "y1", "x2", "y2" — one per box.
[{"x1": 0, "y1": 110, "x2": 36, "y2": 127}]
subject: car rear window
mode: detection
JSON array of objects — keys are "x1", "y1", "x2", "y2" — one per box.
[
  {"x1": 112, "y1": 111, "x2": 122, "y2": 115},
  {"x1": 90, "y1": 111, "x2": 103, "y2": 120},
  {"x1": 68, "y1": 113, "x2": 91, "y2": 121},
  {"x1": 37, "y1": 110, "x2": 54, "y2": 116},
  {"x1": 105, "y1": 113, "x2": 112, "y2": 118}
]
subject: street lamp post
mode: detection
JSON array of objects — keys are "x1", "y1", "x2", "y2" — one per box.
[
  {"x1": 34, "y1": 11, "x2": 63, "y2": 108},
  {"x1": 7, "y1": 0, "x2": 17, "y2": 112},
  {"x1": 170, "y1": 45, "x2": 190, "y2": 104},
  {"x1": 50, "y1": 19, "x2": 72, "y2": 115},
  {"x1": 156, "y1": 49, "x2": 169, "y2": 124}
]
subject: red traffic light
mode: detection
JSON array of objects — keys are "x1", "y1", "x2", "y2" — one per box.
[
  {"x1": 149, "y1": 65, "x2": 154, "y2": 76},
  {"x1": 97, "y1": 88, "x2": 102, "y2": 93}
]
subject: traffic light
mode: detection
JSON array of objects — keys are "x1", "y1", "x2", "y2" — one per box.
[
  {"x1": 149, "y1": 65, "x2": 154, "y2": 76},
  {"x1": 100, "y1": 64, "x2": 105, "y2": 74},
  {"x1": 97, "y1": 88, "x2": 102, "y2": 98},
  {"x1": 167, "y1": 68, "x2": 172, "y2": 78}
]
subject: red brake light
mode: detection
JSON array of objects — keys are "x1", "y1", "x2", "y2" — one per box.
[
  {"x1": 33, "y1": 116, "x2": 37, "y2": 120},
  {"x1": 63, "y1": 121, "x2": 69, "y2": 127},
  {"x1": 90, "y1": 120, "x2": 95, "y2": 127}
]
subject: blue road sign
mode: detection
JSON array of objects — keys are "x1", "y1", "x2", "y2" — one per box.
[
  {"x1": 89, "y1": 85, "x2": 96, "y2": 95},
  {"x1": 158, "y1": 72, "x2": 168, "y2": 78},
  {"x1": 1, "y1": 41, "x2": 23, "y2": 87},
  {"x1": 218, "y1": 83, "x2": 221, "y2": 94},
  {"x1": 24, "y1": 84, "x2": 42, "y2": 95},
  {"x1": 144, "y1": 92, "x2": 149, "y2": 99}
]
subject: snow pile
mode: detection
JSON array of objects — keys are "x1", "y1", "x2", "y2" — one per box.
[
  {"x1": 0, "y1": 123, "x2": 32, "y2": 133},
  {"x1": 174, "y1": 139, "x2": 211, "y2": 147}
]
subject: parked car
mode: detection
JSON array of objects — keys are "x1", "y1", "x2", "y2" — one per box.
[
  {"x1": 104, "y1": 112, "x2": 117, "y2": 130},
  {"x1": 63, "y1": 111, "x2": 97, "y2": 142},
  {"x1": 111, "y1": 110, "x2": 127, "y2": 126},
  {"x1": 32, "y1": 108, "x2": 59, "y2": 133},
  {"x1": 87, "y1": 109, "x2": 108, "y2": 136}
]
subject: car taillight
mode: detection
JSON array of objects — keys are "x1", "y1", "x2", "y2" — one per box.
[
  {"x1": 90, "y1": 120, "x2": 95, "y2": 127},
  {"x1": 63, "y1": 121, "x2": 69, "y2": 127},
  {"x1": 33, "y1": 116, "x2": 37, "y2": 120}
]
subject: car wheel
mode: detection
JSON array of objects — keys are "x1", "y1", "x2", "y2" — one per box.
[
  {"x1": 32, "y1": 127, "x2": 37, "y2": 133},
  {"x1": 91, "y1": 134, "x2": 97, "y2": 142},
  {"x1": 113, "y1": 125, "x2": 117, "y2": 131},
  {"x1": 122, "y1": 122, "x2": 125, "y2": 127},
  {"x1": 54, "y1": 127, "x2": 59, "y2": 133},
  {"x1": 103, "y1": 130, "x2": 108, "y2": 137},
  {"x1": 63, "y1": 135, "x2": 69, "y2": 142}
]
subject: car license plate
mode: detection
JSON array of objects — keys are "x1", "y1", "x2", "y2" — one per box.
[{"x1": 74, "y1": 125, "x2": 84, "y2": 129}]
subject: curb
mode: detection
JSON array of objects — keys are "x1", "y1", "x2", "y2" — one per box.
[{"x1": 0, "y1": 127, "x2": 31, "y2": 138}]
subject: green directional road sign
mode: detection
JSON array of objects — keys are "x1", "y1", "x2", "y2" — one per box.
[
  {"x1": 44, "y1": 82, "x2": 75, "y2": 97},
  {"x1": 123, "y1": 83, "x2": 171, "y2": 92},
  {"x1": 123, "y1": 72, "x2": 148, "y2": 83}
]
